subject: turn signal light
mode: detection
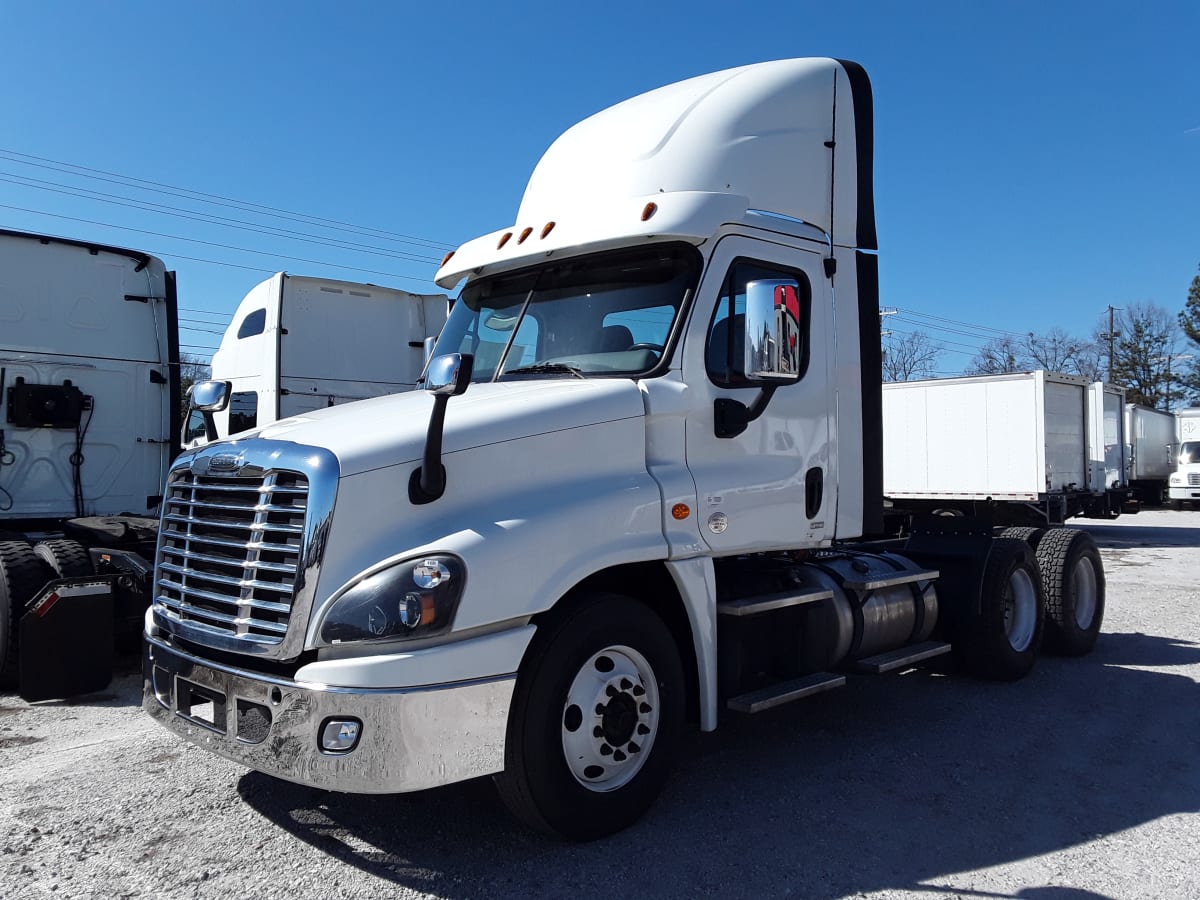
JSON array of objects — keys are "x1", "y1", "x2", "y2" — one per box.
[{"x1": 671, "y1": 503, "x2": 690, "y2": 520}]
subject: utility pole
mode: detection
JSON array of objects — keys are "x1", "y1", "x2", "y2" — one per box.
[
  {"x1": 1152, "y1": 353, "x2": 1195, "y2": 411},
  {"x1": 1100, "y1": 305, "x2": 1122, "y2": 381}
]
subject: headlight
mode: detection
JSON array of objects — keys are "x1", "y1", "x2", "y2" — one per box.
[
  {"x1": 318, "y1": 554, "x2": 465, "y2": 645},
  {"x1": 1170, "y1": 474, "x2": 1183, "y2": 485}
]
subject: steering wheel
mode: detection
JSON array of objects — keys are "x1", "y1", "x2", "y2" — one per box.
[{"x1": 627, "y1": 342, "x2": 665, "y2": 353}]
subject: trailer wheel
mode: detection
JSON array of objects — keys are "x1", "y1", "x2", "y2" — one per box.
[
  {"x1": 998, "y1": 526, "x2": 1046, "y2": 550},
  {"x1": 0, "y1": 542, "x2": 54, "y2": 687},
  {"x1": 1036, "y1": 529, "x2": 1104, "y2": 656},
  {"x1": 960, "y1": 538, "x2": 1045, "y2": 681},
  {"x1": 33, "y1": 540, "x2": 93, "y2": 579},
  {"x1": 495, "y1": 592, "x2": 684, "y2": 840}
]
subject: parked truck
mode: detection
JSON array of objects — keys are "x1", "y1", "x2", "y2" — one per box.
[
  {"x1": 143, "y1": 59, "x2": 1107, "y2": 840},
  {"x1": 184, "y1": 273, "x2": 448, "y2": 446},
  {"x1": 1124, "y1": 403, "x2": 1176, "y2": 505},
  {"x1": 1169, "y1": 407, "x2": 1200, "y2": 507},
  {"x1": 0, "y1": 228, "x2": 180, "y2": 699},
  {"x1": 882, "y1": 371, "x2": 1128, "y2": 525}
]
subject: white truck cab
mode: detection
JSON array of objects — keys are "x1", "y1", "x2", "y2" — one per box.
[
  {"x1": 1169, "y1": 439, "x2": 1200, "y2": 507},
  {"x1": 144, "y1": 59, "x2": 1106, "y2": 839}
]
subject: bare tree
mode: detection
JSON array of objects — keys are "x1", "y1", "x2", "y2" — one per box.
[
  {"x1": 966, "y1": 335, "x2": 1025, "y2": 375},
  {"x1": 1109, "y1": 302, "x2": 1185, "y2": 408},
  {"x1": 882, "y1": 332, "x2": 942, "y2": 382},
  {"x1": 179, "y1": 353, "x2": 212, "y2": 409}
]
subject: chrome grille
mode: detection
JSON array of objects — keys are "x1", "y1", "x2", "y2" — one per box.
[
  {"x1": 1190, "y1": 473, "x2": 1200, "y2": 487},
  {"x1": 155, "y1": 469, "x2": 309, "y2": 645}
]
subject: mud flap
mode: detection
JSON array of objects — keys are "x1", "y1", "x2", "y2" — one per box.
[{"x1": 19, "y1": 578, "x2": 114, "y2": 702}]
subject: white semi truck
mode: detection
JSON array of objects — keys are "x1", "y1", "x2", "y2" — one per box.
[
  {"x1": 143, "y1": 59, "x2": 1107, "y2": 839},
  {"x1": 185, "y1": 273, "x2": 447, "y2": 446},
  {"x1": 0, "y1": 228, "x2": 180, "y2": 699},
  {"x1": 881, "y1": 372, "x2": 1129, "y2": 524},
  {"x1": 1169, "y1": 407, "x2": 1200, "y2": 507}
]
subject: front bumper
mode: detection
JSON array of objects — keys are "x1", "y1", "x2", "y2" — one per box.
[
  {"x1": 143, "y1": 634, "x2": 514, "y2": 793},
  {"x1": 1168, "y1": 485, "x2": 1200, "y2": 501}
]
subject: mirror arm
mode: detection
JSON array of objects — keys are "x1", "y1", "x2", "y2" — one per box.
[
  {"x1": 714, "y1": 386, "x2": 778, "y2": 439},
  {"x1": 409, "y1": 395, "x2": 450, "y2": 504},
  {"x1": 202, "y1": 411, "x2": 219, "y2": 443}
]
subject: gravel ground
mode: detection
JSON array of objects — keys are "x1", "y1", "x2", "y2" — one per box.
[{"x1": 2, "y1": 510, "x2": 1198, "y2": 899}]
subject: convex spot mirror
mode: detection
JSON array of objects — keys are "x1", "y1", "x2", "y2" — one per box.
[
  {"x1": 743, "y1": 279, "x2": 803, "y2": 381},
  {"x1": 188, "y1": 379, "x2": 232, "y2": 412},
  {"x1": 425, "y1": 353, "x2": 473, "y2": 397}
]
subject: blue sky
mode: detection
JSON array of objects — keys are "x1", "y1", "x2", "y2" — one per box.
[{"x1": 1, "y1": 1, "x2": 1196, "y2": 373}]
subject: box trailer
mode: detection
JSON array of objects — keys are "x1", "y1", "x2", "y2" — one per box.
[
  {"x1": 1124, "y1": 404, "x2": 1176, "y2": 504},
  {"x1": 882, "y1": 371, "x2": 1127, "y2": 524},
  {"x1": 184, "y1": 273, "x2": 447, "y2": 445}
]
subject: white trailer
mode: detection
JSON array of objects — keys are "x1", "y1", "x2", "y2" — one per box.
[
  {"x1": 145, "y1": 59, "x2": 1108, "y2": 840},
  {"x1": 1124, "y1": 404, "x2": 1176, "y2": 504},
  {"x1": 882, "y1": 371, "x2": 1127, "y2": 524},
  {"x1": 184, "y1": 273, "x2": 447, "y2": 444},
  {"x1": 0, "y1": 228, "x2": 180, "y2": 698}
]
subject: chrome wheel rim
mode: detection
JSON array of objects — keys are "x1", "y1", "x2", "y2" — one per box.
[
  {"x1": 561, "y1": 645, "x2": 659, "y2": 792},
  {"x1": 1003, "y1": 567, "x2": 1038, "y2": 652},
  {"x1": 1072, "y1": 555, "x2": 1099, "y2": 629}
]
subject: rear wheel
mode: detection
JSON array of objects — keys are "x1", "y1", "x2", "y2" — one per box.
[
  {"x1": 495, "y1": 592, "x2": 684, "y2": 840},
  {"x1": 0, "y1": 542, "x2": 54, "y2": 688},
  {"x1": 1036, "y1": 528, "x2": 1104, "y2": 656},
  {"x1": 960, "y1": 538, "x2": 1045, "y2": 681},
  {"x1": 33, "y1": 539, "x2": 93, "y2": 578},
  {"x1": 998, "y1": 526, "x2": 1046, "y2": 550}
]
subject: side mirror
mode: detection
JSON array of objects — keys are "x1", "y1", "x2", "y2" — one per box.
[
  {"x1": 422, "y1": 336, "x2": 438, "y2": 368},
  {"x1": 411, "y1": 354, "x2": 474, "y2": 504},
  {"x1": 425, "y1": 353, "x2": 473, "y2": 397},
  {"x1": 743, "y1": 279, "x2": 802, "y2": 381},
  {"x1": 188, "y1": 380, "x2": 232, "y2": 412}
]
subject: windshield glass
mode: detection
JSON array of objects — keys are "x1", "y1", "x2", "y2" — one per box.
[
  {"x1": 433, "y1": 243, "x2": 700, "y2": 381},
  {"x1": 1180, "y1": 441, "x2": 1200, "y2": 465}
]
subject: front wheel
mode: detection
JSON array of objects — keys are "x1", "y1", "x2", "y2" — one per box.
[{"x1": 495, "y1": 592, "x2": 685, "y2": 840}]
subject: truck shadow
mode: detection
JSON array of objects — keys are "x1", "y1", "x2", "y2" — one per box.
[
  {"x1": 237, "y1": 631, "x2": 1200, "y2": 899},
  {"x1": 1078, "y1": 521, "x2": 1200, "y2": 550}
]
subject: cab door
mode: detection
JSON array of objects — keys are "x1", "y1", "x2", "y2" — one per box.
[{"x1": 680, "y1": 235, "x2": 833, "y2": 554}]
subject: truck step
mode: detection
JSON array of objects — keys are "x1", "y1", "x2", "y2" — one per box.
[
  {"x1": 726, "y1": 672, "x2": 846, "y2": 713},
  {"x1": 716, "y1": 586, "x2": 833, "y2": 617},
  {"x1": 853, "y1": 641, "x2": 952, "y2": 674},
  {"x1": 838, "y1": 567, "x2": 939, "y2": 593}
]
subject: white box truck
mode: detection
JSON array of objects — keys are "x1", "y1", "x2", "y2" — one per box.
[
  {"x1": 882, "y1": 371, "x2": 1128, "y2": 524},
  {"x1": 1169, "y1": 407, "x2": 1200, "y2": 507},
  {"x1": 184, "y1": 273, "x2": 447, "y2": 446},
  {"x1": 0, "y1": 228, "x2": 180, "y2": 699},
  {"x1": 143, "y1": 59, "x2": 1107, "y2": 840},
  {"x1": 1124, "y1": 403, "x2": 1176, "y2": 504}
]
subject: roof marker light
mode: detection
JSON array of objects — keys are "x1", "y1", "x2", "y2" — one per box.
[
  {"x1": 440, "y1": 251, "x2": 455, "y2": 267},
  {"x1": 541, "y1": 221, "x2": 556, "y2": 239},
  {"x1": 641, "y1": 202, "x2": 658, "y2": 222},
  {"x1": 518, "y1": 227, "x2": 533, "y2": 244},
  {"x1": 497, "y1": 232, "x2": 512, "y2": 249}
]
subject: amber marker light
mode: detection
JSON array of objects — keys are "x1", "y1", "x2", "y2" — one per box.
[
  {"x1": 541, "y1": 221, "x2": 556, "y2": 239},
  {"x1": 518, "y1": 227, "x2": 533, "y2": 243},
  {"x1": 440, "y1": 251, "x2": 455, "y2": 267},
  {"x1": 641, "y1": 202, "x2": 658, "y2": 221},
  {"x1": 497, "y1": 232, "x2": 512, "y2": 249},
  {"x1": 671, "y1": 503, "x2": 691, "y2": 520}
]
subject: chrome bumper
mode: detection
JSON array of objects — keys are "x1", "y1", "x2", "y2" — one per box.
[{"x1": 143, "y1": 634, "x2": 514, "y2": 793}]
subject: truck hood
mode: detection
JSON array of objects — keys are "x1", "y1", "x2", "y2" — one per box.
[{"x1": 239, "y1": 379, "x2": 647, "y2": 477}]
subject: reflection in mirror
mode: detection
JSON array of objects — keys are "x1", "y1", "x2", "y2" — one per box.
[
  {"x1": 743, "y1": 279, "x2": 802, "y2": 381},
  {"x1": 188, "y1": 380, "x2": 231, "y2": 412}
]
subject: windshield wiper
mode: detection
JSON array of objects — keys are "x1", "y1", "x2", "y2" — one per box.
[{"x1": 504, "y1": 362, "x2": 586, "y2": 379}]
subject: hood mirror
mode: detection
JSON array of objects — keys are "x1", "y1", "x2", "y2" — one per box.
[{"x1": 410, "y1": 353, "x2": 474, "y2": 504}]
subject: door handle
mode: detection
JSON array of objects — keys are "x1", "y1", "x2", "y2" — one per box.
[{"x1": 805, "y1": 467, "x2": 823, "y2": 519}]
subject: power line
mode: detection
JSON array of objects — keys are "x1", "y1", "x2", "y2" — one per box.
[
  {"x1": 0, "y1": 171, "x2": 444, "y2": 264},
  {"x1": 0, "y1": 204, "x2": 438, "y2": 282},
  {"x1": 0, "y1": 147, "x2": 456, "y2": 251}
]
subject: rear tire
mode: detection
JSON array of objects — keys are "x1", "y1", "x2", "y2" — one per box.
[
  {"x1": 1036, "y1": 528, "x2": 1104, "y2": 656},
  {"x1": 998, "y1": 526, "x2": 1046, "y2": 551},
  {"x1": 960, "y1": 538, "x2": 1045, "y2": 681},
  {"x1": 495, "y1": 592, "x2": 685, "y2": 840},
  {"x1": 0, "y1": 542, "x2": 55, "y2": 688},
  {"x1": 33, "y1": 539, "x2": 93, "y2": 578}
]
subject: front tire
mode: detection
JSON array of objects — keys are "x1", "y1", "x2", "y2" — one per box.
[
  {"x1": 495, "y1": 592, "x2": 685, "y2": 840},
  {"x1": 1036, "y1": 528, "x2": 1104, "y2": 656}
]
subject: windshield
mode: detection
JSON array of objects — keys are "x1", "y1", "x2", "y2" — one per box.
[
  {"x1": 432, "y1": 243, "x2": 700, "y2": 381},
  {"x1": 1180, "y1": 441, "x2": 1200, "y2": 465}
]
